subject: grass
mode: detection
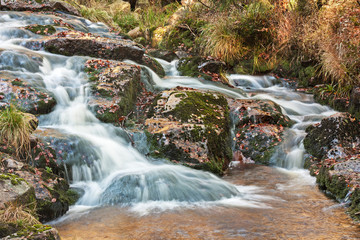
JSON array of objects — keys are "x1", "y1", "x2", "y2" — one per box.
[
  {"x1": 0, "y1": 105, "x2": 33, "y2": 159},
  {"x1": 65, "y1": 0, "x2": 359, "y2": 96},
  {"x1": 0, "y1": 202, "x2": 40, "y2": 228}
]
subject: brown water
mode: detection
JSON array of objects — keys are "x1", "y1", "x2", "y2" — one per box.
[{"x1": 55, "y1": 165, "x2": 360, "y2": 240}]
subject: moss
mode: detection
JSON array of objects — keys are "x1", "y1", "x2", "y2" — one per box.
[
  {"x1": 167, "y1": 91, "x2": 232, "y2": 174},
  {"x1": 0, "y1": 222, "x2": 20, "y2": 238},
  {"x1": 12, "y1": 224, "x2": 54, "y2": 239},
  {"x1": 348, "y1": 188, "x2": 360, "y2": 221},
  {"x1": 25, "y1": 25, "x2": 56, "y2": 36},
  {"x1": 0, "y1": 173, "x2": 25, "y2": 185},
  {"x1": 11, "y1": 79, "x2": 24, "y2": 86},
  {"x1": 177, "y1": 57, "x2": 212, "y2": 80},
  {"x1": 36, "y1": 177, "x2": 78, "y2": 222},
  {"x1": 317, "y1": 167, "x2": 350, "y2": 200}
]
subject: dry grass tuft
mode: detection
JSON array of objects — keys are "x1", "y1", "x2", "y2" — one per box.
[
  {"x1": 0, "y1": 202, "x2": 40, "y2": 226},
  {"x1": 0, "y1": 105, "x2": 33, "y2": 159}
]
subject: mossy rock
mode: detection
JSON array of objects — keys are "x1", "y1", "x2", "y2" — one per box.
[
  {"x1": 177, "y1": 57, "x2": 212, "y2": 80},
  {"x1": 139, "y1": 55, "x2": 165, "y2": 78},
  {"x1": 25, "y1": 24, "x2": 56, "y2": 36},
  {"x1": 145, "y1": 89, "x2": 232, "y2": 175},
  {"x1": 316, "y1": 166, "x2": 350, "y2": 200},
  {"x1": 303, "y1": 113, "x2": 360, "y2": 159},
  {"x1": 36, "y1": 177, "x2": 78, "y2": 222},
  {"x1": 348, "y1": 188, "x2": 360, "y2": 221},
  {"x1": 6, "y1": 224, "x2": 60, "y2": 240}
]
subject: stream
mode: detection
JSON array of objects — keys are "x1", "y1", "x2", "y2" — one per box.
[{"x1": 0, "y1": 11, "x2": 359, "y2": 239}]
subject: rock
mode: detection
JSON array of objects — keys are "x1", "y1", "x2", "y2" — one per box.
[
  {"x1": 0, "y1": 172, "x2": 35, "y2": 209},
  {"x1": 41, "y1": 31, "x2": 145, "y2": 62},
  {"x1": 85, "y1": 59, "x2": 142, "y2": 124},
  {"x1": 177, "y1": 56, "x2": 230, "y2": 85},
  {"x1": 0, "y1": 154, "x2": 78, "y2": 222},
  {"x1": 128, "y1": 27, "x2": 142, "y2": 39},
  {"x1": 139, "y1": 54, "x2": 166, "y2": 77},
  {"x1": 147, "y1": 49, "x2": 178, "y2": 62},
  {"x1": 199, "y1": 60, "x2": 226, "y2": 74},
  {"x1": 304, "y1": 113, "x2": 360, "y2": 159},
  {"x1": 304, "y1": 113, "x2": 360, "y2": 220},
  {"x1": 151, "y1": 26, "x2": 172, "y2": 48},
  {"x1": 229, "y1": 99, "x2": 292, "y2": 165},
  {"x1": 3, "y1": 225, "x2": 61, "y2": 240},
  {"x1": 109, "y1": 0, "x2": 131, "y2": 13},
  {"x1": 0, "y1": 0, "x2": 80, "y2": 16},
  {"x1": 145, "y1": 88, "x2": 232, "y2": 175},
  {"x1": 349, "y1": 86, "x2": 360, "y2": 118},
  {"x1": 0, "y1": 52, "x2": 56, "y2": 115}
]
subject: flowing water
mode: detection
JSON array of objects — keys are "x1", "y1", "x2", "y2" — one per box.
[{"x1": 0, "y1": 11, "x2": 359, "y2": 239}]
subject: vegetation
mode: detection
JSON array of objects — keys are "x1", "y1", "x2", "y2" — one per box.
[
  {"x1": 67, "y1": 0, "x2": 359, "y2": 99},
  {"x1": 0, "y1": 105, "x2": 34, "y2": 159}
]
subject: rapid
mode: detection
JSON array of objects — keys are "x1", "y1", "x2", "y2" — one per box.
[{"x1": 0, "y1": 11, "x2": 359, "y2": 239}]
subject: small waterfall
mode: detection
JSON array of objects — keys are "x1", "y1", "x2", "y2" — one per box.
[
  {"x1": 0, "y1": 11, "x2": 338, "y2": 216},
  {"x1": 1, "y1": 11, "x2": 251, "y2": 210}
]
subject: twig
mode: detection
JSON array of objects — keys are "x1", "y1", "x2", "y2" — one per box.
[{"x1": 178, "y1": 24, "x2": 197, "y2": 38}]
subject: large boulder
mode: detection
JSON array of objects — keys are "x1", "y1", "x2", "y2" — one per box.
[
  {"x1": 229, "y1": 99, "x2": 293, "y2": 165},
  {"x1": 145, "y1": 87, "x2": 232, "y2": 175},
  {"x1": 0, "y1": 0, "x2": 80, "y2": 16},
  {"x1": 85, "y1": 59, "x2": 142, "y2": 124}
]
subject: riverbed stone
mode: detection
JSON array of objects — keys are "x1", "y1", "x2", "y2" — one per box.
[
  {"x1": 229, "y1": 99, "x2": 292, "y2": 165},
  {"x1": 85, "y1": 59, "x2": 142, "y2": 124},
  {"x1": 145, "y1": 87, "x2": 232, "y2": 175}
]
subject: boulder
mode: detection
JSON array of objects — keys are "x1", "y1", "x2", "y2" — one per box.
[
  {"x1": 0, "y1": 76, "x2": 56, "y2": 115},
  {"x1": 304, "y1": 113, "x2": 360, "y2": 220},
  {"x1": 0, "y1": 172, "x2": 35, "y2": 209},
  {"x1": 85, "y1": 59, "x2": 142, "y2": 124},
  {"x1": 42, "y1": 31, "x2": 145, "y2": 62},
  {"x1": 145, "y1": 87, "x2": 232, "y2": 175},
  {"x1": 0, "y1": 0, "x2": 80, "y2": 16},
  {"x1": 229, "y1": 99, "x2": 293, "y2": 165},
  {"x1": 304, "y1": 113, "x2": 360, "y2": 159},
  {"x1": 0, "y1": 154, "x2": 77, "y2": 222}
]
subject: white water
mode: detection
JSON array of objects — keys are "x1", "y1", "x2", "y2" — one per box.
[
  {"x1": 0, "y1": 11, "x2": 278, "y2": 214},
  {"x1": 0, "y1": 11, "x2": 337, "y2": 218}
]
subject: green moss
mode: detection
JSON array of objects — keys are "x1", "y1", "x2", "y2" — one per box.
[
  {"x1": 317, "y1": 167, "x2": 350, "y2": 200},
  {"x1": 0, "y1": 173, "x2": 25, "y2": 185},
  {"x1": 11, "y1": 79, "x2": 24, "y2": 86},
  {"x1": 12, "y1": 224, "x2": 53, "y2": 239},
  {"x1": 25, "y1": 25, "x2": 56, "y2": 36},
  {"x1": 177, "y1": 57, "x2": 212, "y2": 80},
  {"x1": 348, "y1": 188, "x2": 360, "y2": 221}
]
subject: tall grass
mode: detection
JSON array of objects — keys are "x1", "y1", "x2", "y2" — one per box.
[
  {"x1": 200, "y1": 1, "x2": 274, "y2": 65},
  {"x1": 0, "y1": 105, "x2": 33, "y2": 159}
]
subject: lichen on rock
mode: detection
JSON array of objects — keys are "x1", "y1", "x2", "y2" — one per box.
[{"x1": 144, "y1": 87, "x2": 232, "y2": 175}]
